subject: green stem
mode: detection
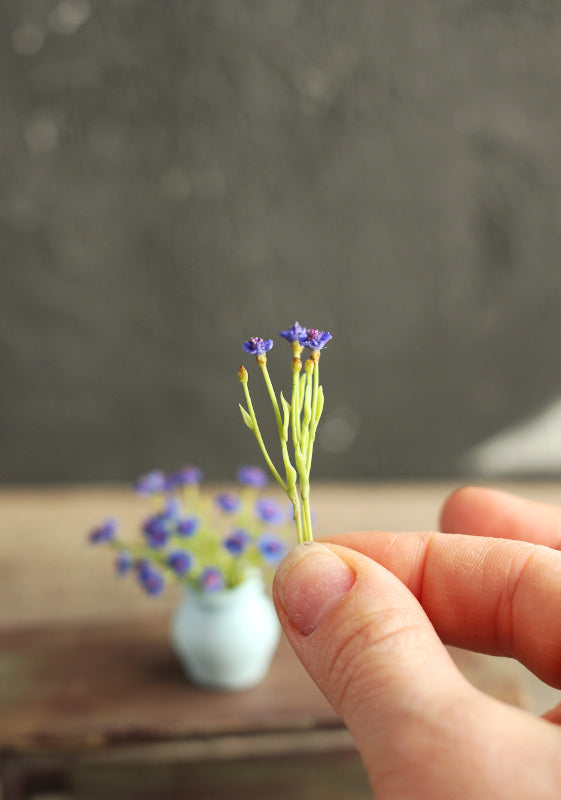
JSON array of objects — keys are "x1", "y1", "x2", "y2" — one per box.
[
  {"x1": 292, "y1": 365, "x2": 314, "y2": 541},
  {"x1": 296, "y1": 369, "x2": 303, "y2": 440},
  {"x1": 298, "y1": 373, "x2": 307, "y2": 419},
  {"x1": 289, "y1": 489, "x2": 304, "y2": 544},
  {"x1": 290, "y1": 368, "x2": 301, "y2": 454},
  {"x1": 260, "y1": 360, "x2": 305, "y2": 542},
  {"x1": 259, "y1": 362, "x2": 283, "y2": 437},
  {"x1": 242, "y1": 380, "x2": 287, "y2": 492},
  {"x1": 287, "y1": 375, "x2": 304, "y2": 544},
  {"x1": 300, "y1": 368, "x2": 313, "y2": 456},
  {"x1": 300, "y1": 482, "x2": 313, "y2": 541},
  {"x1": 306, "y1": 360, "x2": 320, "y2": 475}
]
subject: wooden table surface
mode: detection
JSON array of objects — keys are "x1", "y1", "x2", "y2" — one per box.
[
  {"x1": 0, "y1": 621, "x2": 525, "y2": 758},
  {"x1": 1, "y1": 481, "x2": 560, "y2": 797},
  {"x1": 2, "y1": 479, "x2": 560, "y2": 628}
]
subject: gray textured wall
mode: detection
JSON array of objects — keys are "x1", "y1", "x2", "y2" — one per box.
[{"x1": 2, "y1": 0, "x2": 561, "y2": 483}]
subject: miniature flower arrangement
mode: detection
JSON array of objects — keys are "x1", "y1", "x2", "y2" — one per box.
[
  {"x1": 88, "y1": 464, "x2": 290, "y2": 596},
  {"x1": 238, "y1": 323, "x2": 332, "y2": 544},
  {"x1": 88, "y1": 465, "x2": 290, "y2": 690}
]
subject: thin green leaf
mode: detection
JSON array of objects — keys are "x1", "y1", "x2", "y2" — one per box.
[
  {"x1": 280, "y1": 392, "x2": 291, "y2": 443},
  {"x1": 239, "y1": 404, "x2": 253, "y2": 431},
  {"x1": 294, "y1": 441, "x2": 307, "y2": 475},
  {"x1": 314, "y1": 386, "x2": 325, "y2": 422}
]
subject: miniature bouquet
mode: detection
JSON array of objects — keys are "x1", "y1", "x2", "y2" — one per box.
[
  {"x1": 238, "y1": 323, "x2": 332, "y2": 544},
  {"x1": 88, "y1": 465, "x2": 288, "y2": 690},
  {"x1": 87, "y1": 465, "x2": 289, "y2": 597}
]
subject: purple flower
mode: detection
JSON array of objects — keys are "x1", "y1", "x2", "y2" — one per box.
[
  {"x1": 255, "y1": 497, "x2": 284, "y2": 525},
  {"x1": 89, "y1": 518, "x2": 118, "y2": 544},
  {"x1": 216, "y1": 492, "x2": 241, "y2": 513},
  {"x1": 137, "y1": 564, "x2": 165, "y2": 596},
  {"x1": 166, "y1": 466, "x2": 203, "y2": 489},
  {"x1": 142, "y1": 514, "x2": 170, "y2": 549},
  {"x1": 242, "y1": 337, "x2": 274, "y2": 356},
  {"x1": 301, "y1": 329, "x2": 332, "y2": 351},
  {"x1": 167, "y1": 550, "x2": 193, "y2": 576},
  {"x1": 224, "y1": 529, "x2": 250, "y2": 556},
  {"x1": 280, "y1": 322, "x2": 307, "y2": 344},
  {"x1": 136, "y1": 559, "x2": 152, "y2": 579},
  {"x1": 134, "y1": 470, "x2": 166, "y2": 495},
  {"x1": 115, "y1": 550, "x2": 133, "y2": 575},
  {"x1": 199, "y1": 567, "x2": 225, "y2": 592},
  {"x1": 237, "y1": 465, "x2": 267, "y2": 489},
  {"x1": 257, "y1": 533, "x2": 288, "y2": 565},
  {"x1": 177, "y1": 516, "x2": 199, "y2": 537}
]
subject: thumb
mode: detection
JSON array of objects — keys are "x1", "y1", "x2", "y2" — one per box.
[{"x1": 272, "y1": 542, "x2": 477, "y2": 794}]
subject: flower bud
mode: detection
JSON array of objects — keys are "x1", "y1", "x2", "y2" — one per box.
[
  {"x1": 292, "y1": 357, "x2": 302, "y2": 373},
  {"x1": 304, "y1": 359, "x2": 314, "y2": 375},
  {"x1": 238, "y1": 365, "x2": 248, "y2": 383}
]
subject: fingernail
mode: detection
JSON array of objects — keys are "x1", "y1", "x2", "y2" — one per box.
[{"x1": 275, "y1": 543, "x2": 356, "y2": 636}]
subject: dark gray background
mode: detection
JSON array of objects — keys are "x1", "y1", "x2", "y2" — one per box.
[{"x1": 2, "y1": 0, "x2": 561, "y2": 484}]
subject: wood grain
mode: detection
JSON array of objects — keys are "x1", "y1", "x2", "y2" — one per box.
[{"x1": 0, "y1": 621, "x2": 524, "y2": 756}]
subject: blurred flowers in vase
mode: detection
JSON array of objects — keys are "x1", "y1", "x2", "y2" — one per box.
[{"x1": 87, "y1": 464, "x2": 290, "y2": 689}]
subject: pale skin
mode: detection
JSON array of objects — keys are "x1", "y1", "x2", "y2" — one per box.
[{"x1": 273, "y1": 487, "x2": 561, "y2": 799}]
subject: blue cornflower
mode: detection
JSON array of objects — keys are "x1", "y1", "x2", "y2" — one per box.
[
  {"x1": 224, "y1": 528, "x2": 250, "y2": 556},
  {"x1": 142, "y1": 514, "x2": 170, "y2": 549},
  {"x1": 136, "y1": 559, "x2": 151, "y2": 578},
  {"x1": 115, "y1": 550, "x2": 133, "y2": 575},
  {"x1": 301, "y1": 328, "x2": 332, "y2": 351},
  {"x1": 280, "y1": 322, "x2": 307, "y2": 344},
  {"x1": 242, "y1": 337, "x2": 274, "y2": 356},
  {"x1": 237, "y1": 465, "x2": 267, "y2": 489},
  {"x1": 257, "y1": 533, "x2": 288, "y2": 565},
  {"x1": 134, "y1": 470, "x2": 166, "y2": 495},
  {"x1": 199, "y1": 567, "x2": 225, "y2": 592},
  {"x1": 166, "y1": 466, "x2": 203, "y2": 489},
  {"x1": 137, "y1": 563, "x2": 165, "y2": 596},
  {"x1": 89, "y1": 518, "x2": 118, "y2": 544},
  {"x1": 216, "y1": 492, "x2": 241, "y2": 513},
  {"x1": 177, "y1": 516, "x2": 199, "y2": 537},
  {"x1": 255, "y1": 497, "x2": 284, "y2": 525},
  {"x1": 167, "y1": 550, "x2": 193, "y2": 576}
]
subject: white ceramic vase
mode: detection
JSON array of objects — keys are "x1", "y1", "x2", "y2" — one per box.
[{"x1": 170, "y1": 574, "x2": 281, "y2": 691}]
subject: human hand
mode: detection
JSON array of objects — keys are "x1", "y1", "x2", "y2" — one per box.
[{"x1": 273, "y1": 488, "x2": 561, "y2": 799}]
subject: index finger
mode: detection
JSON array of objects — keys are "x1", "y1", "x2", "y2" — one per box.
[{"x1": 321, "y1": 528, "x2": 561, "y2": 688}]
